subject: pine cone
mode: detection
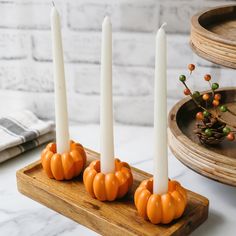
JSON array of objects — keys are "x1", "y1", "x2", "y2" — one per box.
[{"x1": 194, "y1": 116, "x2": 226, "y2": 145}]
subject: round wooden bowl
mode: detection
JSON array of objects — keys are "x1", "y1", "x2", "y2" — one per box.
[
  {"x1": 190, "y1": 5, "x2": 236, "y2": 69},
  {"x1": 168, "y1": 88, "x2": 236, "y2": 187}
]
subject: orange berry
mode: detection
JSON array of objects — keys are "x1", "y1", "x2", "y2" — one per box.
[
  {"x1": 204, "y1": 74, "x2": 211, "y2": 81},
  {"x1": 184, "y1": 88, "x2": 191, "y2": 95},
  {"x1": 196, "y1": 112, "x2": 204, "y2": 121},
  {"x1": 227, "y1": 132, "x2": 235, "y2": 141},
  {"x1": 202, "y1": 93, "x2": 210, "y2": 101},
  {"x1": 214, "y1": 93, "x2": 221, "y2": 100},
  {"x1": 188, "y1": 64, "x2": 195, "y2": 72},
  {"x1": 212, "y1": 99, "x2": 220, "y2": 107}
]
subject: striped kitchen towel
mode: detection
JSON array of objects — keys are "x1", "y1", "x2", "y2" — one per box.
[{"x1": 0, "y1": 110, "x2": 55, "y2": 163}]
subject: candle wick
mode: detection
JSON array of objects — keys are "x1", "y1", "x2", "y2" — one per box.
[
  {"x1": 52, "y1": 1, "x2": 55, "y2": 7},
  {"x1": 104, "y1": 15, "x2": 111, "y2": 20},
  {"x1": 160, "y1": 22, "x2": 167, "y2": 29}
]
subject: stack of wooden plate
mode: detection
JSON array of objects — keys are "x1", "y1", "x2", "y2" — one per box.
[
  {"x1": 168, "y1": 88, "x2": 236, "y2": 187},
  {"x1": 190, "y1": 5, "x2": 236, "y2": 69}
]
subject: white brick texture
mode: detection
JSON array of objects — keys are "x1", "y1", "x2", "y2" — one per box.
[
  {"x1": 73, "y1": 64, "x2": 153, "y2": 96},
  {"x1": 0, "y1": 30, "x2": 29, "y2": 59},
  {"x1": 0, "y1": 0, "x2": 235, "y2": 126},
  {"x1": 0, "y1": 2, "x2": 50, "y2": 29},
  {"x1": 0, "y1": 61, "x2": 53, "y2": 92},
  {"x1": 32, "y1": 31, "x2": 193, "y2": 68},
  {"x1": 68, "y1": 0, "x2": 160, "y2": 32}
]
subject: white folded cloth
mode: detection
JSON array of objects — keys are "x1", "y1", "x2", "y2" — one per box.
[{"x1": 0, "y1": 110, "x2": 55, "y2": 163}]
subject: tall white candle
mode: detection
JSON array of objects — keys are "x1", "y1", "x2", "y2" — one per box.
[
  {"x1": 51, "y1": 6, "x2": 70, "y2": 154},
  {"x1": 153, "y1": 23, "x2": 168, "y2": 194},
  {"x1": 100, "y1": 16, "x2": 115, "y2": 174}
]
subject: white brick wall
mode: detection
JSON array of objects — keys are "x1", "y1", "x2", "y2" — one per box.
[
  {"x1": 0, "y1": 0, "x2": 235, "y2": 125},
  {"x1": 67, "y1": 0, "x2": 160, "y2": 32}
]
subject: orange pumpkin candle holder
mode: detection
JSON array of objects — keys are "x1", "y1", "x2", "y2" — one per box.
[
  {"x1": 134, "y1": 178, "x2": 187, "y2": 224},
  {"x1": 41, "y1": 140, "x2": 87, "y2": 181},
  {"x1": 83, "y1": 159, "x2": 133, "y2": 201}
]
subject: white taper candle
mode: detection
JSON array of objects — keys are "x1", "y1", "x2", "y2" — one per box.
[
  {"x1": 51, "y1": 5, "x2": 70, "y2": 154},
  {"x1": 100, "y1": 16, "x2": 115, "y2": 174},
  {"x1": 153, "y1": 23, "x2": 168, "y2": 194}
]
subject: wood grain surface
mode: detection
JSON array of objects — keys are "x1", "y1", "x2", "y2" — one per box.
[
  {"x1": 190, "y1": 5, "x2": 236, "y2": 69},
  {"x1": 16, "y1": 148, "x2": 209, "y2": 236},
  {"x1": 169, "y1": 87, "x2": 236, "y2": 187}
]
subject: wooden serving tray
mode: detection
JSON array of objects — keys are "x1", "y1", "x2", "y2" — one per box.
[
  {"x1": 169, "y1": 88, "x2": 236, "y2": 187},
  {"x1": 17, "y1": 148, "x2": 209, "y2": 236},
  {"x1": 190, "y1": 5, "x2": 236, "y2": 69}
]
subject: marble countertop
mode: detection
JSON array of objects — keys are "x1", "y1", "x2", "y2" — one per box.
[{"x1": 1, "y1": 124, "x2": 236, "y2": 236}]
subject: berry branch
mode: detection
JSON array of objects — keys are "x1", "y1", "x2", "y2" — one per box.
[{"x1": 179, "y1": 64, "x2": 236, "y2": 144}]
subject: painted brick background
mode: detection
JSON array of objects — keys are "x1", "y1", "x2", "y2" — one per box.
[{"x1": 0, "y1": 0, "x2": 235, "y2": 125}]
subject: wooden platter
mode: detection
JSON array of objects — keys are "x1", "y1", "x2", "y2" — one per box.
[
  {"x1": 190, "y1": 5, "x2": 236, "y2": 69},
  {"x1": 16, "y1": 148, "x2": 209, "y2": 236},
  {"x1": 168, "y1": 88, "x2": 236, "y2": 187}
]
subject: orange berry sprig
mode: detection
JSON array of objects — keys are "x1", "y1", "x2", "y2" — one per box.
[
  {"x1": 179, "y1": 64, "x2": 236, "y2": 142},
  {"x1": 179, "y1": 65, "x2": 210, "y2": 114},
  {"x1": 204, "y1": 74, "x2": 211, "y2": 81},
  {"x1": 203, "y1": 74, "x2": 236, "y2": 116},
  {"x1": 202, "y1": 73, "x2": 221, "y2": 108},
  {"x1": 188, "y1": 64, "x2": 195, "y2": 74}
]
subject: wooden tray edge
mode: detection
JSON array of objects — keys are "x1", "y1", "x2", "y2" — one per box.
[
  {"x1": 189, "y1": 41, "x2": 236, "y2": 69},
  {"x1": 168, "y1": 87, "x2": 236, "y2": 166},
  {"x1": 16, "y1": 175, "x2": 209, "y2": 236},
  {"x1": 16, "y1": 150, "x2": 209, "y2": 236},
  {"x1": 191, "y1": 4, "x2": 236, "y2": 46},
  {"x1": 168, "y1": 88, "x2": 236, "y2": 186}
]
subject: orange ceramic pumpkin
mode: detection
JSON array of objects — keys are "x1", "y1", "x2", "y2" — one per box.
[
  {"x1": 83, "y1": 159, "x2": 133, "y2": 201},
  {"x1": 41, "y1": 140, "x2": 87, "y2": 180},
  {"x1": 134, "y1": 178, "x2": 187, "y2": 224}
]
